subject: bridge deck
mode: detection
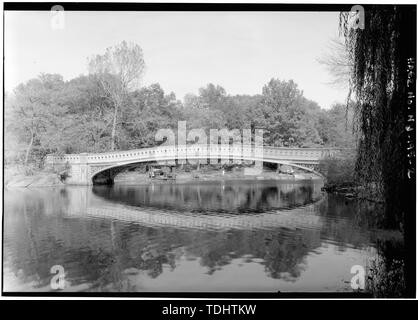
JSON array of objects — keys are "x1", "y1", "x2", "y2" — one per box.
[
  {"x1": 46, "y1": 145, "x2": 342, "y2": 165},
  {"x1": 45, "y1": 145, "x2": 344, "y2": 184}
]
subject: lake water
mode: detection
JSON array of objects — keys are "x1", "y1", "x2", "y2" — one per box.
[{"x1": 3, "y1": 180, "x2": 384, "y2": 292}]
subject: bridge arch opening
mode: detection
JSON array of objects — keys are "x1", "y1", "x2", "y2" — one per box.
[
  {"x1": 90, "y1": 158, "x2": 324, "y2": 185},
  {"x1": 91, "y1": 161, "x2": 157, "y2": 185}
]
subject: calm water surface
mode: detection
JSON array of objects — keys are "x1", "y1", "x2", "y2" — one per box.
[{"x1": 4, "y1": 180, "x2": 383, "y2": 292}]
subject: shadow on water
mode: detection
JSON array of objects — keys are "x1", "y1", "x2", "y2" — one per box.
[
  {"x1": 3, "y1": 180, "x2": 400, "y2": 292},
  {"x1": 91, "y1": 180, "x2": 322, "y2": 214}
]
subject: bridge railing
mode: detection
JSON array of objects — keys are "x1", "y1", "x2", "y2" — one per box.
[{"x1": 46, "y1": 144, "x2": 344, "y2": 165}]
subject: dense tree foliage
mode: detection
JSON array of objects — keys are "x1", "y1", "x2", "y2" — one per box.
[
  {"x1": 88, "y1": 41, "x2": 145, "y2": 150},
  {"x1": 340, "y1": 6, "x2": 415, "y2": 297},
  {"x1": 5, "y1": 76, "x2": 354, "y2": 165},
  {"x1": 255, "y1": 79, "x2": 324, "y2": 147},
  {"x1": 5, "y1": 43, "x2": 355, "y2": 167},
  {"x1": 340, "y1": 6, "x2": 415, "y2": 228}
]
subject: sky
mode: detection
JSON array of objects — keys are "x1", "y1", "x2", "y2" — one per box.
[{"x1": 5, "y1": 10, "x2": 348, "y2": 109}]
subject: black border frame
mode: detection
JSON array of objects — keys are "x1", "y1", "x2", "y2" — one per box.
[{"x1": 2, "y1": 2, "x2": 416, "y2": 299}]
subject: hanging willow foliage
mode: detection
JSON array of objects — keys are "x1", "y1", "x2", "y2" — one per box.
[{"x1": 340, "y1": 6, "x2": 414, "y2": 229}]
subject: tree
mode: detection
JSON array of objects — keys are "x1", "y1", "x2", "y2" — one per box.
[
  {"x1": 198, "y1": 83, "x2": 227, "y2": 110},
  {"x1": 317, "y1": 37, "x2": 353, "y2": 90},
  {"x1": 256, "y1": 79, "x2": 323, "y2": 147},
  {"x1": 5, "y1": 71, "x2": 356, "y2": 168},
  {"x1": 340, "y1": 6, "x2": 414, "y2": 227},
  {"x1": 340, "y1": 5, "x2": 415, "y2": 296},
  {"x1": 88, "y1": 41, "x2": 145, "y2": 150},
  {"x1": 223, "y1": 94, "x2": 261, "y2": 130},
  {"x1": 58, "y1": 75, "x2": 114, "y2": 153},
  {"x1": 6, "y1": 74, "x2": 65, "y2": 165},
  {"x1": 120, "y1": 83, "x2": 181, "y2": 149},
  {"x1": 183, "y1": 84, "x2": 229, "y2": 132},
  {"x1": 316, "y1": 103, "x2": 356, "y2": 148}
]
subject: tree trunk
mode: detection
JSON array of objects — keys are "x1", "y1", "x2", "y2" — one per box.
[
  {"x1": 24, "y1": 131, "x2": 34, "y2": 165},
  {"x1": 110, "y1": 102, "x2": 119, "y2": 151}
]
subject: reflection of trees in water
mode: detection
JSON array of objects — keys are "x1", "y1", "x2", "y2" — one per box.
[
  {"x1": 184, "y1": 228, "x2": 321, "y2": 279},
  {"x1": 4, "y1": 188, "x2": 73, "y2": 289},
  {"x1": 92, "y1": 181, "x2": 322, "y2": 213},
  {"x1": 4, "y1": 185, "x2": 380, "y2": 291},
  {"x1": 5, "y1": 191, "x2": 179, "y2": 290},
  {"x1": 317, "y1": 194, "x2": 392, "y2": 249},
  {"x1": 4, "y1": 198, "x2": 322, "y2": 290}
]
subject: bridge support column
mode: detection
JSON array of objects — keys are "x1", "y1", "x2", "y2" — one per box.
[{"x1": 66, "y1": 153, "x2": 91, "y2": 185}]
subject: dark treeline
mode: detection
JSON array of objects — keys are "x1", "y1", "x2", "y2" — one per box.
[
  {"x1": 340, "y1": 6, "x2": 415, "y2": 297},
  {"x1": 4, "y1": 75, "x2": 354, "y2": 167},
  {"x1": 4, "y1": 43, "x2": 354, "y2": 167}
]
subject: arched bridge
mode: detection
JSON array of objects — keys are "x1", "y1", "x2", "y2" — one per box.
[{"x1": 45, "y1": 145, "x2": 342, "y2": 185}]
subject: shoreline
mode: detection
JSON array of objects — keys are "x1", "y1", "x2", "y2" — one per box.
[
  {"x1": 322, "y1": 183, "x2": 384, "y2": 203},
  {"x1": 5, "y1": 168, "x2": 322, "y2": 188},
  {"x1": 113, "y1": 170, "x2": 322, "y2": 186}
]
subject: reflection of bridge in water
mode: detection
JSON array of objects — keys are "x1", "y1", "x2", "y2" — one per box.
[
  {"x1": 64, "y1": 185, "x2": 324, "y2": 231},
  {"x1": 92, "y1": 180, "x2": 323, "y2": 214},
  {"x1": 81, "y1": 202, "x2": 323, "y2": 231},
  {"x1": 5, "y1": 185, "x2": 377, "y2": 291},
  {"x1": 46, "y1": 145, "x2": 343, "y2": 185}
]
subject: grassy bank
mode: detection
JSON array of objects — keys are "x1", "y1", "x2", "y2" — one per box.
[
  {"x1": 4, "y1": 164, "x2": 64, "y2": 188},
  {"x1": 319, "y1": 151, "x2": 383, "y2": 202},
  {"x1": 319, "y1": 150, "x2": 357, "y2": 188}
]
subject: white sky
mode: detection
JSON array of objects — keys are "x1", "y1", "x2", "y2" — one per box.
[{"x1": 4, "y1": 11, "x2": 347, "y2": 109}]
